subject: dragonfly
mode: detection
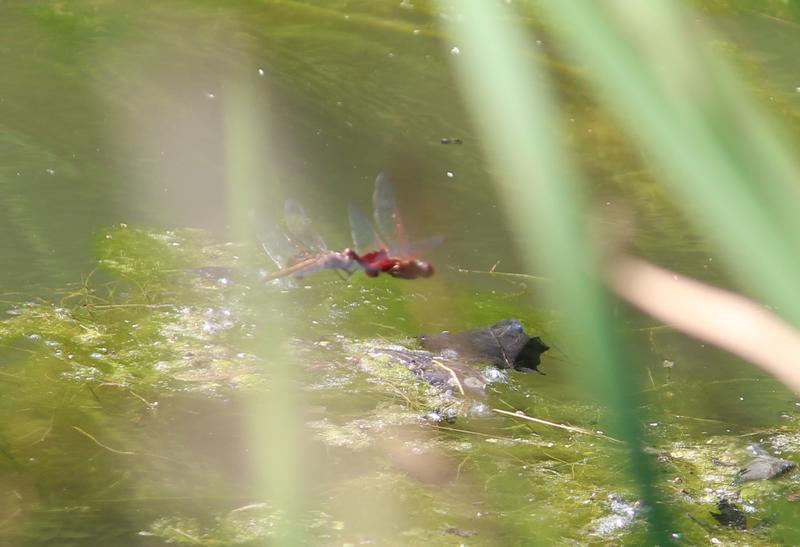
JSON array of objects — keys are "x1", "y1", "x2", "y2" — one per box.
[
  {"x1": 261, "y1": 199, "x2": 359, "y2": 281},
  {"x1": 347, "y1": 172, "x2": 440, "y2": 280},
  {"x1": 261, "y1": 172, "x2": 439, "y2": 281}
]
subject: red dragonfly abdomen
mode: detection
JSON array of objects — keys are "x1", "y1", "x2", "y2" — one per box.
[
  {"x1": 387, "y1": 259, "x2": 434, "y2": 279},
  {"x1": 348, "y1": 248, "x2": 434, "y2": 280}
]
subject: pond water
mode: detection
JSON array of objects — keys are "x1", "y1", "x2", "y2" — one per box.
[{"x1": 3, "y1": 1, "x2": 800, "y2": 545}]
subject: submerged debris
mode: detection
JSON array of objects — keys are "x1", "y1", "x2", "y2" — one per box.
[
  {"x1": 734, "y1": 444, "x2": 796, "y2": 484},
  {"x1": 418, "y1": 319, "x2": 549, "y2": 371},
  {"x1": 445, "y1": 526, "x2": 477, "y2": 537},
  {"x1": 345, "y1": 322, "x2": 543, "y2": 422},
  {"x1": 711, "y1": 498, "x2": 747, "y2": 529}
]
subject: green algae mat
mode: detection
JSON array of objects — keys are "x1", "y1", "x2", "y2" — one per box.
[{"x1": 0, "y1": 226, "x2": 797, "y2": 545}]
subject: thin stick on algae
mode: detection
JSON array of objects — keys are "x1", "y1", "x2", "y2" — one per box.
[
  {"x1": 71, "y1": 426, "x2": 137, "y2": 456},
  {"x1": 434, "y1": 425, "x2": 537, "y2": 444},
  {"x1": 639, "y1": 382, "x2": 678, "y2": 394},
  {"x1": 738, "y1": 429, "x2": 781, "y2": 438},
  {"x1": 127, "y1": 389, "x2": 156, "y2": 410},
  {"x1": 455, "y1": 455, "x2": 472, "y2": 482},
  {"x1": 116, "y1": 274, "x2": 153, "y2": 304},
  {"x1": 431, "y1": 359, "x2": 465, "y2": 396},
  {"x1": 632, "y1": 324, "x2": 671, "y2": 332},
  {"x1": 35, "y1": 409, "x2": 56, "y2": 444},
  {"x1": 88, "y1": 304, "x2": 175, "y2": 310},
  {"x1": 88, "y1": 495, "x2": 252, "y2": 504},
  {"x1": 450, "y1": 266, "x2": 548, "y2": 282},
  {"x1": 86, "y1": 386, "x2": 107, "y2": 409},
  {"x1": 492, "y1": 408, "x2": 623, "y2": 444},
  {"x1": 96, "y1": 383, "x2": 156, "y2": 410},
  {"x1": 97, "y1": 473, "x2": 129, "y2": 496},
  {"x1": 388, "y1": 386, "x2": 415, "y2": 408},
  {"x1": 0, "y1": 507, "x2": 21, "y2": 529},
  {"x1": 168, "y1": 527, "x2": 201, "y2": 542},
  {"x1": 59, "y1": 268, "x2": 112, "y2": 308},
  {"x1": 70, "y1": 430, "x2": 188, "y2": 466},
  {"x1": 671, "y1": 414, "x2": 731, "y2": 424}
]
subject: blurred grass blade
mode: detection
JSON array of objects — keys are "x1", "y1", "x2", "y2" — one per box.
[
  {"x1": 609, "y1": 255, "x2": 800, "y2": 393},
  {"x1": 438, "y1": 0, "x2": 670, "y2": 542},
  {"x1": 224, "y1": 79, "x2": 305, "y2": 545},
  {"x1": 540, "y1": 0, "x2": 800, "y2": 324}
]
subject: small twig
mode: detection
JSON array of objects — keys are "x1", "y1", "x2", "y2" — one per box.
[
  {"x1": 128, "y1": 389, "x2": 156, "y2": 410},
  {"x1": 97, "y1": 383, "x2": 156, "y2": 411},
  {"x1": 431, "y1": 359, "x2": 465, "y2": 396},
  {"x1": 539, "y1": 467, "x2": 564, "y2": 478},
  {"x1": 72, "y1": 426, "x2": 137, "y2": 456},
  {"x1": 455, "y1": 455, "x2": 471, "y2": 482},
  {"x1": 231, "y1": 502, "x2": 268, "y2": 513},
  {"x1": 99, "y1": 473, "x2": 129, "y2": 495},
  {"x1": 87, "y1": 304, "x2": 175, "y2": 310},
  {"x1": 34, "y1": 409, "x2": 56, "y2": 444},
  {"x1": 88, "y1": 494, "x2": 250, "y2": 504},
  {"x1": 705, "y1": 378, "x2": 761, "y2": 386},
  {"x1": 672, "y1": 414, "x2": 731, "y2": 425},
  {"x1": 632, "y1": 324, "x2": 671, "y2": 332},
  {"x1": 86, "y1": 386, "x2": 106, "y2": 409},
  {"x1": 434, "y1": 425, "x2": 537, "y2": 445},
  {"x1": 749, "y1": 9, "x2": 800, "y2": 28},
  {"x1": 737, "y1": 429, "x2": 779, "y2": 438},
  {"x1": 541, "y1": 450, "x2": 573, "y2": 466},
  {"x1": 0, "y1": 507, "x2": 21, "y2": 529},
  {"x1": 168, "y1": 527, "x2": 201, "y2": 542},
  {"x1": 388, "y1": 386, "x2": 415, "y2": 408},
  {"x1": 450, "y1": 266, "x2": 548, "y2": 281},
  {"x1": 492, "y1": 408, "x2": 623, "y2": 444},
  {"x1": 640, "y1": 381, "x2": 677, "y2": 394}
]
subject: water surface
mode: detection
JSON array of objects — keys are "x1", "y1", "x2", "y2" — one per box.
[{"x1": 2, "y1": 1, "x2": 800, "y2": 544}]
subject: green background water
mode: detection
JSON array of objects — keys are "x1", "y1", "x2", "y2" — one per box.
[{"x1": 2, "y1": 1, "x2": 800, "y2": 544}]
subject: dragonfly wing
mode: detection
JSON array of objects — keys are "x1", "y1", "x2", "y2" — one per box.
[
  {"x1": 284, "y1": 199, "x2": 328, "y2": 252},
  {"x1": 257, "y1": 222, "x2": 296, "y2": 269},
  {"x1": 405, "y1": 234, "x2": 444, "y2": 257},
  {"x1": 348, "y1": 203, "x2": 383, "y2": 252},
  {"x1": 373, "y1": 172, "x2": 409, "y2": 252}
]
